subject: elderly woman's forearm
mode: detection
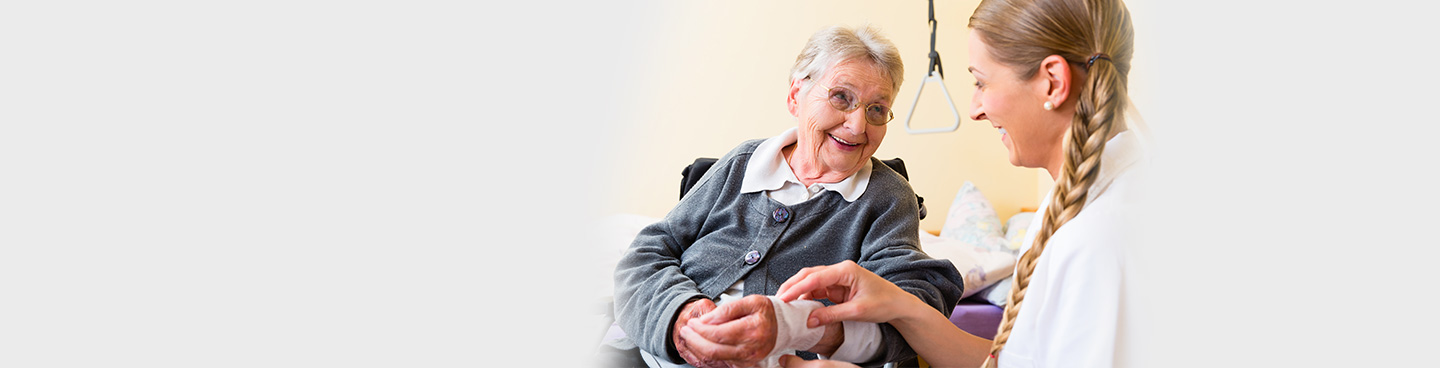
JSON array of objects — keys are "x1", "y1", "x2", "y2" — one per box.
[{"x1": 614, "y1": 219, "x2": 709, "y2": 362}]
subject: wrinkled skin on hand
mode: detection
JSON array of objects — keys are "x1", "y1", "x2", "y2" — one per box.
[
  {"x1": 675, "y1": 298, "x2": 720, "y2": 367},
  {"x1": 679, "y1": 295, "x2": 779, "y2": 368}
]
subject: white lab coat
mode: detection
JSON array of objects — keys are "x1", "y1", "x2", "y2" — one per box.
[{"x1": 997, "y1": 130, "x2": 1148, "y2": 368}]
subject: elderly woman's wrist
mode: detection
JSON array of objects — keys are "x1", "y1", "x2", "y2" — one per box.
[{"x1": 806, "y1": 321, "x2": 845, "y2": 356}]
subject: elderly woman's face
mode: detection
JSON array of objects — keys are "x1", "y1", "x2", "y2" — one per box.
[{"x1": 788, "y1": 58, "x2": 894, "y2": 182}]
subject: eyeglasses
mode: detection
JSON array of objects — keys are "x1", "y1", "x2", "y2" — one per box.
[{"x1": 818, "y1": 84, "x2": 894, "y2": 126}]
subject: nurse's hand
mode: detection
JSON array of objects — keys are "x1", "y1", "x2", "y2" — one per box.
[
  {"x1": 778, "y1": 354, "x2": 861, "y2": 368},
  {"x1": 679, "y1": 294, "x2": 778, "y2": 368},
  {"x1": 776, "y1": 260, "x2": 921, "y2": 327}
]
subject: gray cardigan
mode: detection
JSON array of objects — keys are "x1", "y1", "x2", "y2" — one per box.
[{"x1": 613, "y1": 139, "x2": 965, "y2": 367}]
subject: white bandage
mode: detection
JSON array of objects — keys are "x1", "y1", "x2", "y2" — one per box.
[{"x1": 715, "y1": 295, "x2": 825, "y2": 368}]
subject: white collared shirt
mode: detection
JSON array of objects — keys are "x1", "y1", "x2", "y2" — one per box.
[{"x1": 740, "y1": 127, "x2": 872, "y2": 204}]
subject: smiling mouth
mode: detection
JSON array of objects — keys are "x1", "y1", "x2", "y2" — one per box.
[{"x1": 830, "y1": 134, "x2": 861, "y2": 147}]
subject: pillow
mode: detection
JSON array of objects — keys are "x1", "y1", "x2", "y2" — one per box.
[
  {"x1": 938, "y1": 182, "x2": 1009, "y2": 252},
  {"x1": 974, "y1": 211, "x2": 1038, "y2": 306},
  {"x1": 919, "y1": 231, "x2": 1016, "y2": 299},
  {"x1": 973, "y1": 277, "x2": 1014, "y2": 307},
  {"x1": 1003, "y1": 211, "x2": 1036, "y2": 252}
]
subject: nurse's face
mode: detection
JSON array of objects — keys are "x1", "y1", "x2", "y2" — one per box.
[{"x1": 966, "y1": 31, "x2": 1067, "y2": 171}]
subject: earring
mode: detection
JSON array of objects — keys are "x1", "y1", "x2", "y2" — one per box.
[{"x1": 1043, "y1": 101, "x2": 1054, "y2": 111}]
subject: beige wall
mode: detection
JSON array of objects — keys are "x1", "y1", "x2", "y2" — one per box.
[{"x1": 603, "y1": 0, "x2": 1153, "y2": 233}]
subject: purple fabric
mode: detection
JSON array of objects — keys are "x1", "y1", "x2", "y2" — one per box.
[{"x1": 949, "y1": 299, "x2": 1003, "y2": 340}]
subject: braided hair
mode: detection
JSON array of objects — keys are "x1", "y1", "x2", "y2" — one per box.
[{"x1": 968, "y1": 0, "x2": 1134, "y2": 366}]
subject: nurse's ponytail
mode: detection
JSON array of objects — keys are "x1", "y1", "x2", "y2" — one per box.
[{"x1": 968, "y1": 0, "x2": 1133, "y2": 366}]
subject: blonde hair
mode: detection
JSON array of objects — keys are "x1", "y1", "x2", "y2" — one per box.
[
  {"x1": 969, "y1": 0, "x2": 1134, "y2": 366},
  {"x1": 790, "y1": 24, "x2": 904, "y2": 95}
]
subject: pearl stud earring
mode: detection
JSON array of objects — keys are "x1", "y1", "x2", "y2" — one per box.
[{"x1": 1043, "y1": 101, "x2": 1054, "y2": 110}]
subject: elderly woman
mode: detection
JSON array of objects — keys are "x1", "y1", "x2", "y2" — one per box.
[
  {"x1": 612, "y1": 25, "x2": 964, "y2": 368},
  {"x1": 775, "y1": 0, "x2": 1145, "y2": 367}
]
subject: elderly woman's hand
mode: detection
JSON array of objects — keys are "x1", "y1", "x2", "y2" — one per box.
[
  {"x1": 675, "y1": 298, "x2": 720, "y2": 367},
  {"x1": 678, "y1": 294, "x2": 779, "y2": 368},
  {"x1": 776, "y1": 260, "x2": 922, "y2": 327}
]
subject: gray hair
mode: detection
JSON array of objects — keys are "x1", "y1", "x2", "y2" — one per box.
[{"x1": 789, "y1": 24, "x2": 904, "y2": 95}]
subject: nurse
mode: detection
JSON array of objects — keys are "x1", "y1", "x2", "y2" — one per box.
[{"x1": 775, "y1": 0, "x2": 1146, "y2": 367}]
